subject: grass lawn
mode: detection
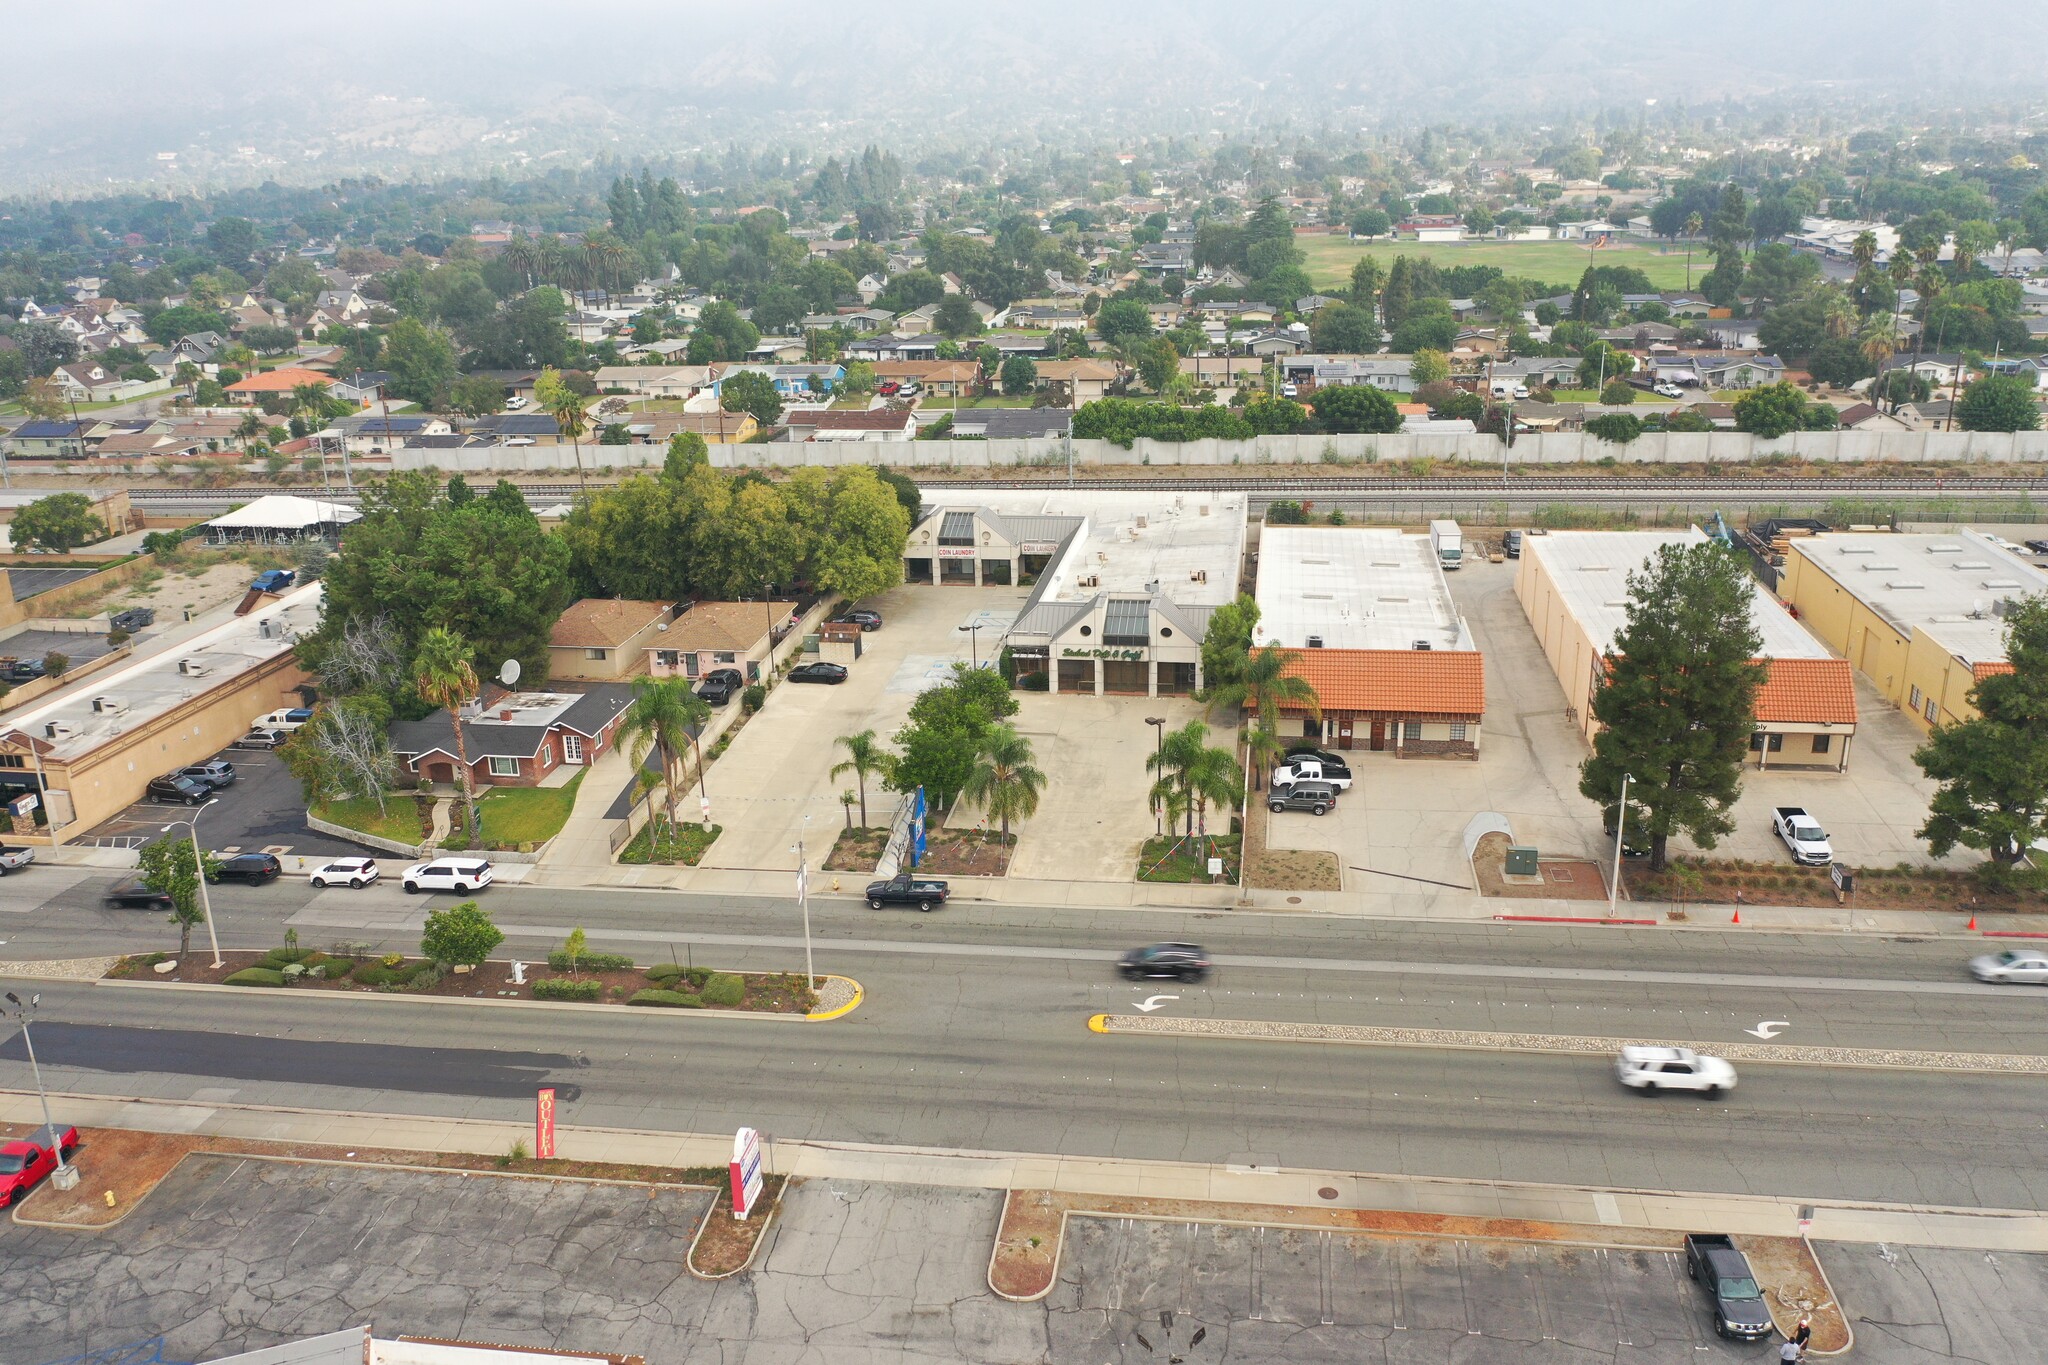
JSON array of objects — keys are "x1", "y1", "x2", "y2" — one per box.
[
  {"x1": 471, "y1": 770, "x2": 584, "y2": 848},
  {"x1": 314, "y1": 796, "x2": 425, "y2": 845},
  {"x1": 1548, "y1": 389, "x2": 1601, "y2": 402},
  {"x1": 618, "y1": 821, "x2": 723, "y2": 866},
  {"x1": 1300, "y1": 235, "x2": 1702, "y2": 293},
  {"x1": 1136, "y1": 833, "x2": 1241, "y2": 883}
]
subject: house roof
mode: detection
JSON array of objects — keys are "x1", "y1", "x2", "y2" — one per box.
[
  {"x1": 391, "y1": 685, "x2": 635, "y2": 762},
  {"x1": 1752, "y1": 657, "x2": 1859, "y2": 726},
  {"x1": 550, "y1": 599, "x2": 672, "y2": 650},
  {"x1": 223, "y1": 366, "x2": 333, "y2": 393},
  {"x1": 660, "y1": 601, "x2": 797, "y2": 653},
  {"x1": 948, "y1": 408, "x2": 1076, "y2": 439},
  {"x1": 797, "y1": 409, "x2": 916, "y2": 431},
  {"x1": 1035, "y1": 359, "x2": 1120, "y2": 382},
  {"x1": 1274, "y1": 647, "x2": 1486, "y2": 717}
]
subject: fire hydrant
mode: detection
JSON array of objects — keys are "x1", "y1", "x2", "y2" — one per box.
[
  {"x1": 103, "y1": 1191, "x2": 117, "y2": 1209},
  {"x1": 831, "y1": 877, "x2": 841, "y2": 893}
]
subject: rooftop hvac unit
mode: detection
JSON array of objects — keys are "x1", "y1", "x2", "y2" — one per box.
[
  {"x1": 1306, "y1": 635, "x2": 1324, "y2": 649},
  {"x1": 1190, "y1": 569, "x2": 1208, "y2": 583},
  {"x1": 1413, "y1": 640, "x2": 1433, "y2": 651},
  {"x1": 44, "y1": 721, "x2": 77, "y2": 740},
  {"x1": 178, "y1": 659, "x2": 210, "y2": 677},
  {"x1": 257, "y1": 618, "x2": 277, "y2": 639},
  {"x1": 91, "y1": 696, "x2": 126, "y2": 715},
  {"x1": 1135, "y1": 515, "x2": 1148, "y2": 529}
]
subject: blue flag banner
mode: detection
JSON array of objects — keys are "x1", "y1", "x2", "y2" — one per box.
[{"x1": 912, "y1": 786, "x2": 928, "y2": 867}]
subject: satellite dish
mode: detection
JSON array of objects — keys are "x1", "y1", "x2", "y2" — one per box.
[{"x1": 499, "y1": 659, "x2": 521, "y2": 687}]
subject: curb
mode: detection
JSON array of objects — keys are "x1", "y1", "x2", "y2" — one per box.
[
  {"x1": 1801, "y1": 1233, "x2": 1856, "y2": 1358},
  {"x1": 685, "y1": 1176, "x2": 786, "y2": 1280},
  {"x1": 94, "y1": 975, "x2": 811, "y2": 1023},
  {"x1": 805, "y1": 975, "x2": 864, "y2": 1022}
]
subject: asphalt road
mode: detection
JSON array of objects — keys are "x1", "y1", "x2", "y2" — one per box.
[{"x1": 3, "y1": 876, "x2": 2045, "y2": 1209}]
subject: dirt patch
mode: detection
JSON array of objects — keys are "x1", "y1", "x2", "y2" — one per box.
[
  {"x1": 688, "y1": 1174, "x2": 787, "y2": 1277},
  {"x1": 1739, "y1": 1234, "x2": 1853, "y2": 1354},
  {"x1": 1472, "y1": 831, "x2": 1611, "y2": 901},
  {"x1": 824, "y1": 826, "x2": 889, "y2": 872},
  {"x1": 1240, "y1": 799, "x2": 1342, "y2": 892},
  {"x1": 104, "y1": 951, "x2": 816, "y2": 1014},
  {"x1": 912, "y1": 828, "x2": 1013, "y2": 877},
  {"x1": 989, "y1": 1186, "x2": 1683, "y2": 1301}
]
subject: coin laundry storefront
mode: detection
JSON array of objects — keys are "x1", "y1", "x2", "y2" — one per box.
[{"x1": 903, "y1": 509, "x2": 1083, "y2": 588}]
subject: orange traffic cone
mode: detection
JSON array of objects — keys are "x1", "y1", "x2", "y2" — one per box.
[
  {"x1": 1731, "y1": 910, "x2": 1741, "y2": 924},
  {"x1": 1967, "y1": 915, "x2": 1977, "y2": 931}
]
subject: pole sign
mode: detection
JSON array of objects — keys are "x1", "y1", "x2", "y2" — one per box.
[
  {"x1": 730, "y1": 1126, "x2": 764, "y2": 1220},
  {"x1": 535, "y1": 1087, "x2": 557, "y2": 1159},
  {"x1": 911, "y1": 787, "x2": 927, "y2": 868}
]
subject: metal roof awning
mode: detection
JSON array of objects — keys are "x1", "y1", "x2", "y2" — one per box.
[{"x1": 939, "y1": 511, "x2": 976, "y2": 546}]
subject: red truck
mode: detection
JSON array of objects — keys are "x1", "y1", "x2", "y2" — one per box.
[{"x1": 0, "y1": 1123, "x2": 79, "y2": 1206}]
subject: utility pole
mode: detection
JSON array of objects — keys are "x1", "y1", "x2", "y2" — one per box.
[{"x1": 1607, "y1": 772, "x2": 1634, "y2": 919}]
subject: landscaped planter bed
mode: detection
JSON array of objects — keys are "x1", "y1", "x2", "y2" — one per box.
[
  {"x1": 106, "y1": 948, "x2": 818, "y2": 1014},
  {"x1": 821, "y1": 826, "x2": 1013, "y2": 876}
]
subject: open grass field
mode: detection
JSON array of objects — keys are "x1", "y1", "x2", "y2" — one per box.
[{"x1": 1300, "y1": 235, "x2": 1704, "y2": 293}]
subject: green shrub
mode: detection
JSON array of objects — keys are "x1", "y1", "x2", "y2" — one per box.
[
  {"x1": 402, "y1": 965, "x2": 443, "y2": 992},
  {"x1": 546, "y1": 950, "x2": 635, "y2": 972},
  {"x1": 645, "y1": 963, "x2": 685, "y2": 984},
  {"x1": 627, "y1": 989, "x2": 707, "y2": 1008},
  {"x1": 684, "y1": 966, "x2": 713, "y2": 990},
  {"x1": 700, "y1": 972, "x2": 745, "y2": 1007},
  {"x1": 741, "y1": 683, "x2": 766, "y2": 713},
  {"x1": 532, "y1": 977, "x2": 602, "y2": 1001},
  {"x1": 223, "y1": 967, "x2": 286, "y2": 987},
  {"x1": 259, "y1": 947, "x2": 312, "y2": 969},
  {"x1": 351, "y1": 964, "x2": 395, "y2": 987}
]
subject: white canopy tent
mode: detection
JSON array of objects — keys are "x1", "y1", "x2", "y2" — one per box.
[{"x1": 204, "y1": 494, "x2": 362, "y2": 544}]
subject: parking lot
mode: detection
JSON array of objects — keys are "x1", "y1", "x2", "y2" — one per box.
[
  {"x1": 75, "y1": 742, "x2": 377, "y2": 858},
  {"x1": 1261, "y1": 552, "x2": 1967, "y2": 899}
]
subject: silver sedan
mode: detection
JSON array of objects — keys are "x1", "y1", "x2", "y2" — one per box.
[{"x1": 1970, "y1": 949, "x2": 2048, "y2": 984}]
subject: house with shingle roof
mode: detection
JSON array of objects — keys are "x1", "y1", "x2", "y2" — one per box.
[
  {"x1": 392, "y1": 684, "x2": 635, "y2": 791},
  {"x1": 646, "y1": 600, "x2": 798, "y2": 685},
  {"x1": 548, "y1": 599, "x2": 678, "y2": 682}
]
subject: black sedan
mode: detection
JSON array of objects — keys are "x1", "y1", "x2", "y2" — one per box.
[
  {"x1": 210, "y1": 853, "x2": 281, "y2": 885},
  {"x1": 145, "y1": 774, "x2": 213, "y2": 805},
  {"x1": 104, "y1": 877, "x2": 173, "y2": 910},
  {"x1": 830, "y1": 609, "x2": 884, "y2": 631},
  {"x1": 787, "y1": 662, "x2": 848, "y2": 685},
  {"x1": 695, "y1": 668, "x2": 745, "y2": 706},
  {"x1": 1282, "y1": 748, "x2": 1353, "y2": 782},
  {"x1": 1118, "y1": 942, "x2": 1212, "y2": 982}
]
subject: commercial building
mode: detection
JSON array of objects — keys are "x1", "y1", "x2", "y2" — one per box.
[
  {"x1": 1253, "y1": 527, "x2": 1485, "y2": 757},
  {"x1": 0, "y1": 584, "x2": 322, "y2": 839},
  {"x1": 1516, "y1": 530, "x2": 1859, "y2": 770},
  {"x1": 1776, "y1": 528, "x2": 2047, "y2": 733},
  {"x1": 907, "y1": 492, "x2": 1245, "y2": 697}
]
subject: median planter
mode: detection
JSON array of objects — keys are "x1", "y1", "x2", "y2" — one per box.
[{"x1": 104, "y1": 950, "x2": 821, "y2": 1015}]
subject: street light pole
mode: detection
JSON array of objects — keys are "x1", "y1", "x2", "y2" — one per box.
[
  {"x1": 1607, "y1": 772, "x2": 1634, "y2": 919},
  {"x1": 4, "y1": 991, "x2": 76, "y2": 1189},
  {"x1": 165, "y1": 797, "x2": 225, "y2": 968},
  {"x1": 1145, "y1": 715, "x2": 1167, "y2": 837},
  {"x1": 957, "y1": 621, "x2": 985, "y2": 668}
]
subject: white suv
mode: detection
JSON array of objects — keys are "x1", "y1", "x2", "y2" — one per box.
[
  {"x1": 400, "y1": 858, "x2": 494, "y2": 894},
  {"x1": 1615, "y1": 1046, "x2": 1736, "y2": 1096}
]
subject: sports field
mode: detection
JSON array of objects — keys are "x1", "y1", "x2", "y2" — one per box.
[{"x1": 1300, "y1": 234, "x2": 1704, "y2": 293}]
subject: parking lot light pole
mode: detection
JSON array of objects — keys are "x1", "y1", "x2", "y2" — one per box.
[
  {"x1": 792, "y1": 814, "x2": 815, "y2": 990},
  {"x1": 1607, "y1": 772, "x2": 1634, "y2": 920},
  {"x1": 1145, "y1": 716, "x2": 1167, "y2": 837},
  {"x1": 164, "y1": 797, "x2": 224, "y2": 968},
  {"x1": 4, "y1": 991, "x2": 75, "y2": 1188},
  {"x1": 957, "y1": 621, "x2": 986, "y2": 668}
]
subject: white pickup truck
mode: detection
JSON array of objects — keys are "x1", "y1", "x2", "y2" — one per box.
[
  {"x1": 1772, "y1": 806, "x2": 1834, "y2": 866},
  {"x1": 1271, "y1": 757, "x2": 1352, "y2": 790}
]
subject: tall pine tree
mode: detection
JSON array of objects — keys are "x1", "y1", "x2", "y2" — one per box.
[{"x1": 1915, "y1": 597, "x2": 2048, "y2": 883}]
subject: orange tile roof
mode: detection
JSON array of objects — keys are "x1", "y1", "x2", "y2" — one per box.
[
  {"x1": 1973, "y1": 660, "x2": 2016, "y2": 680},
  {"x1": 1752, "y1": 657, "x2": 1858, "y2": 726},
  {"x1": 1275, "y1": 648, "x2": 1485, "y2": 717},
  {"x1": 223, "y1": 366, "x2": 334, "y2": 393}
]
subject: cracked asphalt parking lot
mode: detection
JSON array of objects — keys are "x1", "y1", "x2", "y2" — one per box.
[{"x1": 2, "y1": 1158, "x2": 2045, "y2": 1364}]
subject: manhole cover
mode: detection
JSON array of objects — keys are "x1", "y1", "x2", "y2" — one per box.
[
  {"x1": 1545, "y1": 866, "x2": 1576, "y2": 883},
  {"x1": 1318, "y1": 1187, "x2": 1339, "y2": 1200}
]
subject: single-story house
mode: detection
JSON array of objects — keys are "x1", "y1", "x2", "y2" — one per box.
[
  {"x1": 4, "y1": 420, "x2": 89, "y2": 458},
  {"x1": 1281, "y1": 355, "x2": 1418, "y2": 393},
  {"x1": 621, "y1": 410, "x2": 760, "y2": 444},
  {"x1": 221, "y1": 366, "x2": 335, "y2": 405},
  {"x1": 873, "y1": 360, "x2": 980, "y2": 397},
  {"x1": 391, "y1": 685, "x2": 635, "y2": 790},
  {"x1": 784, "y1": 408, "x2": 918, "y2": 442},
  {"x1": 946, "y1": 408, "x2": 1075, "y2": 439},
  {"x1": 547, "y1": 599, "x2": 676, "y2": 682},
  {"x1": 1694, "y1": 354, "x2": 1786, "y2": 389},
  {"x1": 647, "y1": 600, "x2": 797, "y2": 685},
  {"x1": 1034, "y1": 359, "x2": 1120, "y2": 405}
]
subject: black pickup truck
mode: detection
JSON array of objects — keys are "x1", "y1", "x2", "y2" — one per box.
[
  {"x1": 1684, "y1": 1233, "x2": 1775, "y2": 1341},
  {"x1": 864, "y1": 873, "x2": 950, "y2": 912}
]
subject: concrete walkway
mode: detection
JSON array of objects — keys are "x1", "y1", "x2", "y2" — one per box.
[
  {"x1": 544, "y1": 742, "x2": 639, "y2": 872},
  {"x1": 8, "y1": 1088, "x2": 2044, "y2": 1252}
]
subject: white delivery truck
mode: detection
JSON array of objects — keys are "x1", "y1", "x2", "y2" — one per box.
[{"x1": 1429, "y1": 519, "x2": 1464, "y2": 571}]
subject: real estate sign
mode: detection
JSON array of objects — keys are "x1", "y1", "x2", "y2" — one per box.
[{"x1": 730, "y1": 1126, "x2": 764, "y2": 1220}]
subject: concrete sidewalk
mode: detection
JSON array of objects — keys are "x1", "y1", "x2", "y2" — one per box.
[{"x1": 9, "y1": 1088, "x2": 2045, "y2": 1252}]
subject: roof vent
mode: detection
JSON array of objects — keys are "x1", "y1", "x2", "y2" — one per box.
[
  {"x1": 91, "y1": 696, "x2": 125, "y2": 715},
  {"x1": 178, "y1": 658, "x2": 210, "y2": 677},
  {"x1": 1886, "y1": 580, "x2": 1926, "y2": 590},
  {"x1": 1412, "y1": 640, "x2": 1433, "y2": 650},
  {"x1": 1926, "y1": 543, "x2": 1963, "y2": 554},
  {"x1": 1983, "y1": 578, "x2": 2023, "y2": 589},
  {"x1": 1306, "y1": 635, "x2": 1324, "y2": 649},
  {"x1": 44, "y1": 721, "x2": 76, "y2": 740}
]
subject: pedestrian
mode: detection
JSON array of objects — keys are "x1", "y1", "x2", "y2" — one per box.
[
  {"x1": 1779, "y1": 1340, "x2": 1802, "y2": 1363},
  {"x1": 1794, "y1": 1315, "x2": 1813, "y2": 1352}
]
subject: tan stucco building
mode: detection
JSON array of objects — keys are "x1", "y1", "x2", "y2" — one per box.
[{"x1": 547, "y1": 599, "x2": 675, "y2": 682}]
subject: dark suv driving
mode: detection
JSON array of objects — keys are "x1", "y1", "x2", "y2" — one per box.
[{"x1": 1118, "y1": 943, "x2": 1212, "y2": 982}]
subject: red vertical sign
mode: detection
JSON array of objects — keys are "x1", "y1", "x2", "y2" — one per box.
[{"x1": 536, "y1": 1086, "x2": 557, "y2": 1158}]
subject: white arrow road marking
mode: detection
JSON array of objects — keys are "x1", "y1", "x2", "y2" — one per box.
[
  {"x1": 1745, "y1": 1020, "x2": 1792, "y2": 1040},
  {"x1": 1135, "y1": 995, "x2": 1181, "y2": 1013}
]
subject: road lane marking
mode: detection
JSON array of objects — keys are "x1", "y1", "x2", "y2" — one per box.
[
  {"x1": 1088, "y1": 1013, "x2": 2048, "y2": 1074},
  {"x1": 1745, "y1": 1020, "x2": 1792, "y2": 1039},
  {"x1": 1134, "y1": 995, "x2": 1179, "y2": 1013}
]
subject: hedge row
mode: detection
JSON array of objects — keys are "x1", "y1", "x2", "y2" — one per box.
[
  {"x1": 646, "y1": 964, "x2": 714, "y2": 989},
  {"x1": 627, "y1": 989, "x2": 708, "y2": 1008},
  {"x1": 547, "y1": 950, "x2": 635, "y2": 972},
  {"x1": 223, "y1": 967, "x2": 285, "y2": 987},
  {"x1": 532, "y1": 977, "x2": 601, "y2": 1001}
]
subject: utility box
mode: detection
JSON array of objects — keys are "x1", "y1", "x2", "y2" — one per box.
[{"x1": 1504, "y1": 845, "x2": 1539, "y2": 876}]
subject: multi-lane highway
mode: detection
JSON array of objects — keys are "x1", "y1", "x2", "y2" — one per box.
[{"x1": 3, "y1": 874, "x2": 2045, "y2": 1209}]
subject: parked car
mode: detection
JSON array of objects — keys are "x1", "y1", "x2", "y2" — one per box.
[
  {"x1": 1282, "y1": 748, "x2": 1352, "y2": 781},
  {"x1": 234, "y1": 728, "x2": 287, "y2": 750},
  {"x1": 830, "y1": 608, "x2": 884, "y2": 632},
  {"x1": 1502, "y1": 529, "x2": 1523, "y2": 559},
  {"x1": 1604, "y1": 820, "x2": 1650, "y2": 860},
  {"x1": 401, "y1": 858, "x2": 494, "y2": 894},
  {"x1": 1267, "y1": 780, "x2": 1339, "y2": 815},
  {"x1": 309, "y1": 857, "x2": 380, "y2": 890},
  {"x1": 1280, "y1": 382, "x2": 1299, "y2": 398},
  {"x1": 1616, "y1": 1045, "x2": 1736, "y2": 1096},
  {"x1": 1771, "y1": 805, "x2": 1834, "y2": 866},
  {"x1": 110, "y1": 607, "x2": 155, "y2": 633},
  {"x1": 250, "y1": 569, "x2": 296, "y2": 593},
  {"x1": 695, "y1": 668, "x2": 745, "y2": 706},
  {"x1": 1683, "y1": 1233, "x2": 1774, "y2": 1341},
  {"x1": 0, "y1": 845, "x2": 34, "y2": 875},
  {"x1": 865, "y1": 873, "x2": 949, "y2": 911},
  {"x1": 2023, "y1": 538, "x2": 2048, "y2": 556},
  {"x1": 0, "y1": 1123, "x2": 79, "y2": 1207},
  {"x1": 1117, "y1": 943, "x2": 1211, "y2": 982},
  {"x1": 256, "y1": 708, "x2": 315, "y2": 732},
  {"x1": 1969, "y1": 949, "x2": 2048, "y2": 984},
  {"x1": 2, "y1": 659, "x2": 45, "y2": 684},
  {"x1": 103, "y1": 876, "x2": 173, "y2": 909},
  {"x1": 505, "y1": 395, "x2": 528, "y2": 410},
  {"x1": 1271, "y1": 757, "x2": 1352, "y2": 791},
  {"x1": 1654, "y1": 382, "x2": 1683, "y2": 398},
  {"x1": 177, "y1": 760, "x2": 236, "y2": 788},
  {"x1": 878, "y1": 381, "x2": 901, "y2": 396},
  {"x1": 210, "y1": 853, "x2": 281, "y2": 885},
  {"x1": 145, "y1": 774, "x2": 213, "y2": 805},
  {"x1": 787, "y1": 662, "x2": 848, "y2": 684}
]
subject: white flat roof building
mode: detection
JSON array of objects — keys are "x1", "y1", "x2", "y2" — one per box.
[
  {"x1": 1785, "y1": 529, "x2": 2048, "y2": 666},
  {"x1": 1253, "y1": 527, "x2": 1472, "y2": 652}
]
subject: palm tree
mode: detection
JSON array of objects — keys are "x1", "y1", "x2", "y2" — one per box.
[
  {"x1": 503, "y1": 234, "x2": 538, "y2": 290},
  {"x1": 831, "y1": 730, "x2": 892, "y2": 828},
  {"x1": 537, "y1": 236, "x2": 569, "y2": 288},
  {"x1": 1184, "y1": 743, "x2": 1243, "y2": 838},
  {"x1": 619, "y1": 676, "x2": 700, "y2": 830},
  {"x1": 546, "y1": 386, "x2": 591, "y2": 494},
  {"x1": 1204, "y1": 645, "x2": 1321, "y2": 790},
  {"x1": 1682, "y1": 212, "x2": 1703, "y2": 289},
  {"x1": 961, "y1": 724, "x2": 1046, "y2": 844},
  {"x1": 1851, "y1": 230, "x2": 1878, "y2": 274},
  {"x1": 1147, "y1": 720, "x2": 1207, "y2": 840},
  {"x1": 291, "y1": 380, "x2": 332, "y2": 432},
  {"x1": 235, "y1": 410, "x2": 266, "y2": 456},
  {"x1": 412, "y1": 627, "x2": 481, "y2": 840}
]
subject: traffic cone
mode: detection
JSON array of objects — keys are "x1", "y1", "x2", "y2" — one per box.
[
  {"x1": 1731, "y1": 909, "x2": 1741, "y2": 924},
  {"x1": 1967, "y1": 915, "x2": 1977, "y2": 931}
]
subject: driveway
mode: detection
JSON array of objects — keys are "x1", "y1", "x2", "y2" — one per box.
[{"x1": 698, "y1": 582, "x2": 1028, "y2": 872}]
